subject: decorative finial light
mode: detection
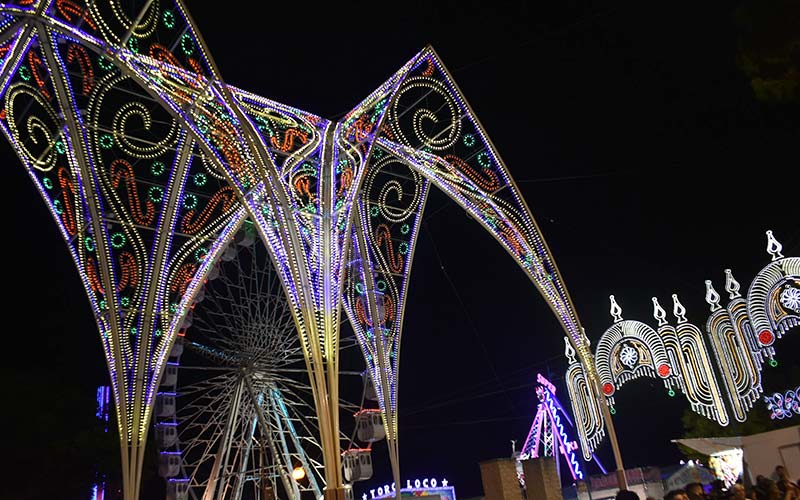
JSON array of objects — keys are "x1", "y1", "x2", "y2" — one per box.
[
  {"x1": 564, "y1": 337, "x2": 577, "y2": 364},
  {"x1": 724, "y1": 269, "x2": 741, "y2": 299},
  {"x1": 609, "y1": 295, "x2": 623, "y2": 323},
  {"x1": 704, "y1": 281, "x2": 721, "y2": 312},
  {"x1": 672, "y1": 294, "x2": 688, "y2": 323},
  {"x1": 652, "y1": 297, "x2": 667, "y2": 326},
  {"x1": 766, "y1": 230, "x2": 784, "y2": 261}
]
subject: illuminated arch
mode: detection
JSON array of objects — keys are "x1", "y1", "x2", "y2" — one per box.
[
  {"x1": 704, "y1": 272, "x2": 764, "y2": 423},
  {"x1": 653, "y1": 295, "x2": 730, "y2": 426},
  {"x1": 564, "y1": 338, "x2": 606, "y2": 461},
  {"x1": 0, "y1": 4, "x2": 599, "y2": 498},
  {"x1": 746, "y1": 231, "x2": 800, "y2": 353},
  {"x1": 594, "y1": 296, "x2": 672, "y2": 405}
]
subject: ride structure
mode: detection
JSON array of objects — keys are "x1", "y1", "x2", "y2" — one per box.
[
  {"x1": 155, "y1": 226, "x2": 366, "y2": 500},
  {"x1": 517, "y1": 373, "x2": 606, "y2": 487},
  {"x1": 0, "y1": 1, "x2": 626, "y2": 497}
]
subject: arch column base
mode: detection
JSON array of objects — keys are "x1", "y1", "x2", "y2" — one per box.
[{"x1": 325, "y1": 486, "x2": 348, "y2": 500}]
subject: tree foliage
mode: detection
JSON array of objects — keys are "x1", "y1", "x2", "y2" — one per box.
[{"x1": 734, "y1": 0, "x2": 800, "y2": 102}]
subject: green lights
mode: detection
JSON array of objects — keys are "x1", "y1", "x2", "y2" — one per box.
[
  {"x1": 151, "y1": 161, "x2": 166, "y2": 176},
  {"x1": 99, "y1": 134, "x2": 114, "y2": 149},
  {"x1": 181, "y1": 33, "x2": 194, "y2": 56},
  {"x1": 148, "y1": 186, "x2": 164, "y2": 203},
  {"x1": 97, "y1": 55, "x2": 114, "y2": 71},
  {"x1": 127, "y1": 37, "x2": 139, "y2": 54},
  {"x1": 162, "y1": 10, "x2": 175, "y2": 29},
  {"x1": 183, "y1": 193, "x2": 198, "y2": 210},
  {"x1": 477, "y1": 151, "x2": 491, "y2": 168},
  {"x1": 111, "y1": 232, "x2": 126, "y2": 248}
]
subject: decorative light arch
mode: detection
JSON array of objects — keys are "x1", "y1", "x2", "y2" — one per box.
[
  {"x1": 594, "y1": 295, "x2": 672, "y2": 406},
  {"x1": 0, "y1": 2, "x2": 616, "y2": 498},
  {"x1": 569, "y1": 231, "x2": 797, "y2": 463},
  {"x1": 746, "y1": 231, "x2": 800, "y2": 354}
]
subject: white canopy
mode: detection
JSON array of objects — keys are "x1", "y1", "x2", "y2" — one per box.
[{"x1": 672, "y1": 437, "x2": 744, "y2": 457}]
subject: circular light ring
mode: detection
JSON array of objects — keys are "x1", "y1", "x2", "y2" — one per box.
[
  {"x1": 162, "y1": 10, "x2": 175, "y2": 29},
  {"x1": 183, "y1": 193, "x2": 198, "y2": 210},
  {"x1": 148, "y1": 186, "x2": 164, "y2": 203},
  {"x1": 110, "y1": 232, "x2": 126, "y2": 248}
]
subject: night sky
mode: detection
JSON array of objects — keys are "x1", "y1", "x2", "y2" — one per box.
[{"x1": 2, "y1": 1, "x2": 798, "y2": 499}]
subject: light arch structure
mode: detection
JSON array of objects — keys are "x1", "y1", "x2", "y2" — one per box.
[
  {"x1": 594, "y1": 297, "x2": 673, "y2": 407},
  {"x1": 746, "y1": 231, "x2": 800, "y2": 354},
  {"x1": 0, "y1": 2, "x2": 609, "y2": 498}
]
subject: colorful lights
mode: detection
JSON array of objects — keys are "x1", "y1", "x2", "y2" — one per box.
[
  {"x1": 518, "y1": 373, "x2": 603, "y2": 483},
  {"x1": 0, "y1": 9, "x2": 602, "y2": 498},
  {"x1": 568, "y1": 230, "x2": 796, "y2": 461},
  {"x1": 765, "y1": 386, "x2": 800, "y2": 420}
]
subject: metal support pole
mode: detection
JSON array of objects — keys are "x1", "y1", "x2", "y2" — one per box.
[{"x1": 592, "y1": 376, "x2": 627, "y2": 491}]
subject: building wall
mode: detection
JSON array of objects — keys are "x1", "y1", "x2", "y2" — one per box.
[{"x1": 743, "y1": 425, "x2": 800, "y2": 482}]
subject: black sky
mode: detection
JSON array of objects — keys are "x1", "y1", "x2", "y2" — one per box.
[{"x1": 2, "y1": 1, "x2": 799, "y2": 499}]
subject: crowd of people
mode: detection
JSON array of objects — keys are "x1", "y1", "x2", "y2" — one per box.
[{"x1": 613, "y1": 466, "x2": 800, "y2": 500}]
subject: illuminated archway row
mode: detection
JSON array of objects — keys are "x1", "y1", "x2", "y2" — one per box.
[{"x1": 565, "y1": 230, "x2": 799, "y2": 461}]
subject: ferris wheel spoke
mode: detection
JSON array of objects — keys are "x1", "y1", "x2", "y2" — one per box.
[{"x1": 158, "y1": 231, "x2": 360, "y2": 500}]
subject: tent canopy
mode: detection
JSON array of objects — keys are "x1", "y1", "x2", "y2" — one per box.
[{"x1": 672, "y1": 437, "x2": 744, "y2": 456}]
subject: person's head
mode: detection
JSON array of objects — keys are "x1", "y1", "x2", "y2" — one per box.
[
  {"x1": 766, "y1": 480, "x2": 782, "y2": 500},
  {"x1": 731, "y1": 484, "x2": 746, "y2": 500},
  {"x1": 667, "y1": 489, "x2": 691, "y2": 500},
  {"x1": 616, "y1": 489, "x2": 640, "y2": 500},
  {"x1": 775, "y1": 466, "x2": 787, "y2": 481},
  {"x1": 686, "y1": 482, "x2": 706, "y2": 498}
]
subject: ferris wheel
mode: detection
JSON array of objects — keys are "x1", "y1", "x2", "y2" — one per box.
[{"x1": 153, "y1": 221, "x2": 362, "y2": 500}]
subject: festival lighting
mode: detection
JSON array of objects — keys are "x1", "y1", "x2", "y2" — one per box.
[
  {"x1": 765, "y1": 386, "x2": 800, "y2": 420},
  {"x1": 564, "y1": 338, "x2": 606, "y2": 461},
  {"x1": 653, "y1": 296, "x2": 730, "y2": 426},
  {"x1": 594, "y1": 295, "x2": 673, "y2": 410},
  {"x1": 519, "y1": 373, "x2": 606, "y2": 484},
  {"x1": 747, "y1": 231, "x2": 799, "y2": 357},
  {"x1": 567, "y1": 231, "x2": 797, "y2": 462},
  {"x1": 704, "y1": 272, "x2": 764, "y2": 423},
  {"x1": 0, "y1": 3, "x2": 603, "y2": 498}
]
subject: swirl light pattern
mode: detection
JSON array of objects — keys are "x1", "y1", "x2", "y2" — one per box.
[
  {"x1": 1, "y1": 3, "x2": 596, "y2": 499},
  {"x1": 0, "y1": 5, "x2": 246, "y2": 498}
]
